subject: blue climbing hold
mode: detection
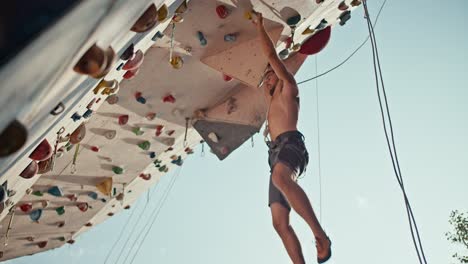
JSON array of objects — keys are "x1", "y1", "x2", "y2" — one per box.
[
  {"x1": 171, "y1": 155, "x2": 183, "y2": 166},
  {"x1": 152, "y1": 31, "x2": 164, "y2": 41},
  {"x1": 47, "y1": 186, "x2": 63, "y2": 197},
  {"x1": 30, "y1": 209, "x2": 43, "y2": 222},
  {"x1": 149, "y1": 151, "x2": 156, "y2": 158},
  {"x1": 88, "y1": 192, "x2": 98, "y2": 200},
  {"x1": 197, "y1": 31, "x2": 207, "y2": 46},
  {"x1": 83, "y1": 109, "x2": 93, "y2": 119},
  {"x1": 224, "y1": 33, "x2": 237, "y2": 42},
  {"x1": 71, "y1": 113, "x2": 82, "y2": 122},
  {"x1": 136, "y1": 96, "x2": 146, "y2": 104}
]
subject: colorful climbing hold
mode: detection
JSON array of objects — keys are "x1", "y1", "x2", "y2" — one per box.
[
  {"x1": 83, "y1": 109, "x2": 93, "y2": 119},
  {"x1": 132, "y1": 127, "x2": 145, "y2": 136},
  {"x1": 70, "y1": 123, "x2": 86, "y2": 144},
  {"x1": 48, "y1": 186, "x2": 63, "y2": 197},
  {"x1": 58, "y1": 237, "x2": 66, "y2": 242},
  {"x1": 223, "y1": 74, "x2": 232, "y2": 82},
  {"x1": 123, "y1": 50, "x2": 144, "y2": 71},
  {"x1": 131, "y1": 4, "x2": 158, "y2": 32},
  {"x1": 117, "y1": 62, "x2": 124, "y2": 71},
  {"x1": 279, "y1": 49, "x2": 289, "y2": 60},
  {"x1": 123, "y1": 68, "x2": 140, "y2": 79},
  {"x1": 112, "y1": 166, "x2": 124, "y2": 175},
  {"x1": 90, "y1": 146, "x2": 100, "y2": 152},
  {"x1": 37, "y1": 241, "x2": 48, "y2": 248},
  {"x1": 124, "y1": 205, "x2": 131, "y2": 210},
  {"x1": 162, "y1": 94, "x2": 176, "y2": 103},
  {"x1": 152, "y1": 31, "x2": 164, "y2": 41},
  {"x1": 85, "y1": 222, "x2": 92, "y2": 227},
  {"x1": 170, "y1": 56, "x2": 183, "y2": 69},
  {"x1": 216, "y1": 5, "x2": 229, "y2": 19},
  {"x1": 171, "y1": 155, "x2": 183, "y2": 166},
  {"x1": 29, "y1": 139, "x2": 53, "y2": 161},
  {"x1": 88, "y1": 191, "x2": 98, "y2": 200},
  {"x1": 71, "y1": 112, "x2": 81, "y2": 122},
  {"x1": 32, "y1": 190, "x2": 43, "y2": 197},
  {"x1": 139, "y1": 173, "x2": 151, "y2": 181},
  {"x1": 149, "y1": 151, "x2": 156, "y2": 158},
  {"x1": 338, "y1": 1, "x2": 349, "y2": 10},
  {"x1": 166, "y1": 130, "x2": 175, "y2": 136},
  {"x1": 286, "y1": 14, "x2": 301, "y2": 27},
  {"x1": 77, "y1": 202, "x2": 89, "y2": 212},
  {"x1": 157, "y1": 4, "x2": 168, "y2": 22},
  {"x1": 165, "y1": 147, "x2": 174, "y2": 152},
  {"x1": 158, "y1": 165, "x2": 168, "y2": 172},
  {"x1": 67, "y1": 239, "x2": 75, "y2": 244},
  {"x1": 55, "y1": 206, "x2": 65, "y2": 215},
  {"x1": 104, "y1": 130, "x2": 117, "y2": 140},
  {"x1": 138, "y1": 141, "x2": 151, "y2": 150},
  {"x1": 30, "y1": 209, "x2": 42, "y2": 222},
  {"x1": 107, "y1": 94, "x2": 119, "y2": 105},
  {"x1": 339, "y1": 11, "x2": 351, "y2": 26},
  {"x1": 96, "y1": 178, "x2": 113, "y2": 196},
  {"x1": 20, "y1": 161, "x2": 38, "y2": 179},
  {"x1": 41, "y1": 200, "x2": 50, "y2": 208},
  {"x1": 291, "y1": 43, "x2": 301, "y2": 52},
  {"x1": 172, "y1": 14, "x2": 184, "y2": 23},
  {"x1": 244, "y1": 11, "x2": 253, "y2": 20},
  {"x1": 120, "y1": 44, "x2": 134, "y2": 61},
  {"x1": 118, "y1": 115, "x2": 129, "y2": 125},
  {"x1": 351, "y1": 0, "x2": 362, "y2": 6},
  {"x1": 185, "y1": 147, "x2": 194, "y2": 154},
  {"x1": 197, "y1": 31, "x2": 207, "y2": 46},
  {"x1": 302, "y1": 27, "x2": 315, "y2": 35},
  {"x1": 27, "y1": 236, "x2": 35, "y2": 242},
  {"x1": 135, "y1": 92, "x2": 146, "y2": 104},
  {"x1": 315, "y1": 19, "x2": 328, "y2": 30},
  {"x1": 67, "y1": 194, "x2": 78, "y2": 202},
  {"x1": 108, "y1": 212, "x2": 115, "y2": 216},
  {"x1": 19, "y1": 203, "x2": 33, "y2": 213},
  {"x1": 208, "y1": 132, "x2": 219, "y2": 143},
  {"x1": 57, "y1": 221, "x2": 65, "y2": 228},
  {"x1": 146, "y1": 112, "x2": 156, "y2": 120},
  {"x1": 224, "y1": 33, "x2": 237, "y2": 42},
  {"x1": 299, "y1": 26, "x2": 331, "y2": 55}
]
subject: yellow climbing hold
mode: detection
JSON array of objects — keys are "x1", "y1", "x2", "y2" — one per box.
[{"x1": 96, "y1": 178, "x2": 113, "y2": 196}]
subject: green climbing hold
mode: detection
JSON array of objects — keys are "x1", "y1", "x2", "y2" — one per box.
[
  {"x1": 158, "y1": 165, "x2": 169, "y2": 172},
  {"x1": 138, "y1": 141, "x2": 151, "y2": 150},
  {"x1": 132, "y1": 127, "x2": 145, "y2": 136},
  {"x1": 66, "y1": 142, "x2": 74, "y2": 151},
  {"x1": 58, "y1": 237, "x2": 66, "y2": 242},
  {"x1": 55, "y1": 206, "x2": 65, "y2": 215},
  {"x1": 112, "y1": 166, "x2": 124, "y2": 174},
  {"x1": 32, "y1": 190, "x2": 43, "y2": 197}
]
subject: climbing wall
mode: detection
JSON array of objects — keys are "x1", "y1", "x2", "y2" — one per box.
[{"x1": 0, "y1": 0, "x2": 361, "y2": 260}]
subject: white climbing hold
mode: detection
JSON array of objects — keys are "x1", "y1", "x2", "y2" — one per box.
[{"x1": 208, "y1": 132, "x2": 219, "y2": 143}]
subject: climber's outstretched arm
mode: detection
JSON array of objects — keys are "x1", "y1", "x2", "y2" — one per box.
[{"x1": 254, "y1": 12, "x2": 296, "y2": 86}]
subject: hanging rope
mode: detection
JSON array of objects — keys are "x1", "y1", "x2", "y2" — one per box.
[
  {"x1": 183, "y1": 117, "x2": 189, "y2": 147},
  {"x1": 363, "y1": 1, "x2": 427, "y2": 263},
  {"x1": 102, "y1": 199, "x2": 142, "y2": 264},
  {"x1": 297, "y1": 0, "x2": 388, "y2": 86},
  {"x1": 127, "y1": 166, "x2": 184, "y2": 264},
  {"x1": 315, "y1": 56, "x2": 323, "y2": 223}
]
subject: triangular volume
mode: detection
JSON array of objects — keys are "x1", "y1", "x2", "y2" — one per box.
[
  {"x1": 201, "y1": 27, "x2": 284, "y2": 88},
  {"x1": 193, "y1": 120, "x2": 259, "y2": 160}
]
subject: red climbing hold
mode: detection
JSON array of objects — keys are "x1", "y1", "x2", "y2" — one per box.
[
  {"x1": 139, "y1": 173, "x2": 151, "y2": 181},
  {"x1": 118, "y1": 115, "x2": 129, "y2": 125},
  {"x1": 90, "y1": 146, "x2": 100, "y2": 152},
  {"x1": 77, "y1": 202, "x2": 89, "y2": 212},
  {"x1": 29, "y1": 139, "x2": 53, "y2": 161},
  {"x1": 216, "y1": 5, "x2": 229, "y2": 19},
  {"x1": 166, "y1": 130, "x2": 175, "y2": 136},
  {"x1": 37, "y1": 241, "x2": 48, "y2": 248},
  {"x1": 299, "y1": 26, "x2": 331, "y2": 55},
  {"x1": 155, "y1": 125, "x2": 164, "y2": 136},
  {"x1": 146, "y1": 112, "x2": 156, "y2": 120},
  {"x1": 20, "y1": 203, "x2": 33, "y2": 213},
  {"x1": 67, "y1": 239, "x2": 75, "y2": 244},
  {"x1": 162, "y1": 94, "x2": 176, "y2": 103},
  {"x1": 338, "y1": 1, "x2": 349, "y2": 10},
  {"x1": 85, "y1": 222, "x2": 92, "y2": 227},
  {"x1": 123, "y1": 68, "x2": 140, "y2": 80},
  {"x1": 223, "y1": 74, "x2": 232, "y2": 82},
  {"x1": 20, "y1": 161, "x2": 38, "y2": 179}
]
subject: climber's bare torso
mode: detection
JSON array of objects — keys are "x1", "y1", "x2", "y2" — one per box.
[{"x1": 263, "y1": 72, "x2": 300, "y2": 141}]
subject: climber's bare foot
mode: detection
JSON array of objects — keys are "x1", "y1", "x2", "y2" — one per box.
[{"x1": 315, "y1": 236, "x2": 332, "y2": 263}]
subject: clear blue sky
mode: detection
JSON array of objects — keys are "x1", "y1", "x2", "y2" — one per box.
[{"x1": 8, "y1": 0, "x2": 468, "y2": 263}]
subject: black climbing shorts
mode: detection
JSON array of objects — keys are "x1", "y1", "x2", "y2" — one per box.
[{"x1": 267, "y1": 130, "x2": 309, "y2": 211}]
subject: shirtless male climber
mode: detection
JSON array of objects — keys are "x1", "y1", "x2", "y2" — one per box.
[{"x1": 253, "y1": 12, "x2": 332, "y2": 264}]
